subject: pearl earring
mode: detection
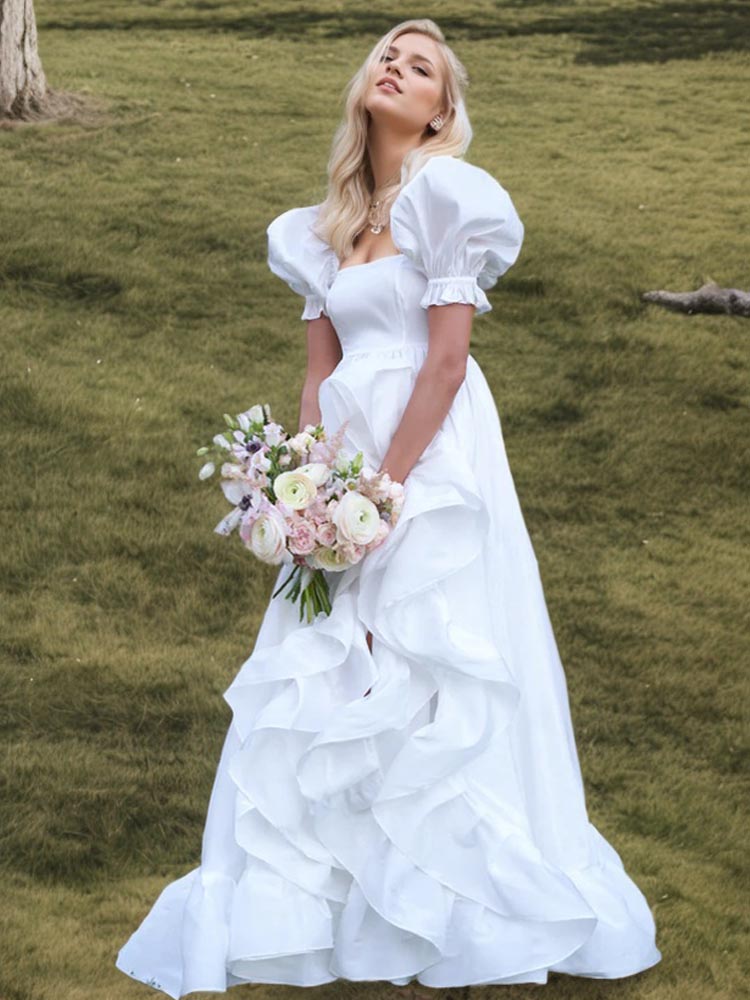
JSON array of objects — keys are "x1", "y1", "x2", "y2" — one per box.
[{"x1": 429, "y1": 113, "x2": 444, "y2": 131}]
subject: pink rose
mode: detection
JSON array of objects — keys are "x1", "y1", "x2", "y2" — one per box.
[
  {"x1": 288, "y1": 522, "x2": 317, "y2": 555},
  {"x1": 338, "y1": 540, "x2": 366, "y2": 565},
  {"x1": 316, "y1": 522, "x2": 337, "y2": 547}
]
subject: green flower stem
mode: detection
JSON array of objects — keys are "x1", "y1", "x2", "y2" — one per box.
[{"x1": 272, "y1": 563, "x2": 332, "y2": 622}]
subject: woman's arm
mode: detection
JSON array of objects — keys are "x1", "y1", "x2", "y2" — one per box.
[
  {"x1": 378, "y1": 302, "x2": 474, "y2": 484},
  {"x1": 298, "y1": 315, "x2": 343, "y2": 431},
  {"x1": 366, "y1": 303, "x2": 473, "y2": 658}
]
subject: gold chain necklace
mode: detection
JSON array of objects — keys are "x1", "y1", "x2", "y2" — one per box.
[{"x1": 367, "y1": 166, "x2": 402, "y2": 234}]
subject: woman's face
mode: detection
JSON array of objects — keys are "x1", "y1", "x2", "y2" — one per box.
[{"x1": 365, "y1": 32, "x2": 445, "y2": 134}]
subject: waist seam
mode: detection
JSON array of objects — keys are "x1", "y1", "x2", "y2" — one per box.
[{"x1": 341, "y1": 343, "x2": 429, "y2": 360}]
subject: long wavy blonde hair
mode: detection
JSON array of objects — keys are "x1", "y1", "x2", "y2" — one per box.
[{"x1": 312, "y1": 19, "x2": 473, "y2": 262}]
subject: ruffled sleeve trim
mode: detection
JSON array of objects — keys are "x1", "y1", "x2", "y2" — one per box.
[
  {"x1": 301, "y1": 293, "x2": 328, "y2": 321},
  {"x1": 419, "y1": 276, "x2": 492, "y2": 316}
]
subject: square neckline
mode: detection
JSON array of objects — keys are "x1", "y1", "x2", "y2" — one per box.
[{"x1": 336, "y1": 252, "x2": 405, "y2": 275}]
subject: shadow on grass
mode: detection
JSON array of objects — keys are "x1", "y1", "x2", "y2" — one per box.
[
  {"x1": 0, "y1": 260, "x2": 123, "y2": 304},
  {"x1": 39, "y1": 1, "x2": 750, "y2": 64}
]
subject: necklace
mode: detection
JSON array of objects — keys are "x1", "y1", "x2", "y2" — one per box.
[
  {"x1": 367, "y1": 165, "x2": 402, "y2": 234},
  {"x1": 367, "y1": 201, "x2": 387, "y2": 235}
]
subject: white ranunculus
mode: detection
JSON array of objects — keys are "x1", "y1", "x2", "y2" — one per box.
[
  {"x1": 367, "y1": 518, "x2": 390, "y2": 549},
  {"x1": 249, "y1": 509, "x2": 287, "y2": 563},
  {"x1": 332, "y1": 490, "x2": 380, "y2": 545},
  {"x1": 310, "y1": 546, "x2": 351, "y2": 572},
  {"x1": 273, "y1": 470, "x2": 318, "y2": 510},
  {"x1": 296, "y1": 462, "x2": 331, "y2": 488},
  {"x1": 198, "y1": 461, "x2": 216, "y2": 480},
  {"x1": 213, "y1": 433, "x2": 231, "y2": 450}
]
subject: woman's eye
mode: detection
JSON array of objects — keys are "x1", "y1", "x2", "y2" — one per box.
[{"x1": 379, "y1": 55, "x2": 428, "y2": 76}]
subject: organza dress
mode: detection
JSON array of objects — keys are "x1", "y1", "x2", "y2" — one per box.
[{"x1": 115, "y1": 155, "x2": 662, "y2": 997}]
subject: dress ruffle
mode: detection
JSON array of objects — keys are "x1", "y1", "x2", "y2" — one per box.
[
  {"x1": 116, "y1": 347, "x2": 661, "y2": 997},
  {"x1": 419, "y1": 276, "x2": 492, "y2": 315},
  {"x1": 301, "y1": 293, "x2": 328, "y2": 321}
]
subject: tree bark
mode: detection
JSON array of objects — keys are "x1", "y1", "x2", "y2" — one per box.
[
  {"x1": 0, "y1": 0, "x2": 47, "y2": 119},
  {"x1": 642, "y1": 281, "x2": 750, "y2": 318}
]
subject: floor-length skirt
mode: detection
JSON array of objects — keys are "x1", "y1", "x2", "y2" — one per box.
[{"x1": 116, "y1": 345, "x2": 662, "y2": 996}]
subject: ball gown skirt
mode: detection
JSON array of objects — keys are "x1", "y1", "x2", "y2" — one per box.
[
  {"x1": 115, "y1": 249, "x2": 662, "y2": 997},
  {"x1": 117, "y1": 154, "x2": 663, "y2": 995}
]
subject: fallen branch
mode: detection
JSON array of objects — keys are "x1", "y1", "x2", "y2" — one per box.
[{"x1": 641, "y1": 281, "x2": 750, "y2": 317}]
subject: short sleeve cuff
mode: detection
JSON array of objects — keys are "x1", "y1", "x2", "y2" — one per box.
[
  {"x1": 301, "y1": 294, "x2": 328, "y2": 321},
  {"x1": 419, "y1": 276, "x2": 492, "y2": 316}
]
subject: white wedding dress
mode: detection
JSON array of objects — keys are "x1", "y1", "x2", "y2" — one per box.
[{"x1": 116, "y1": 155, "x2": 662, "y2": 996}]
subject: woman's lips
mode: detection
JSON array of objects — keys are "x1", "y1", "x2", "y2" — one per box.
[{"x1": 377, "y1": 80, "x2": 400, "y2": 94}]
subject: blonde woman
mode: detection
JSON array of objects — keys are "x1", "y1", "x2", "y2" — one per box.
[{"x1": 116, "y1": 19, "x2": 662, "y2": 998}]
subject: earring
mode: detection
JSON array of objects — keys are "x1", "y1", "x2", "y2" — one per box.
[{"x1": 429, "y1": 113, "x2": 444, "y2": 131}]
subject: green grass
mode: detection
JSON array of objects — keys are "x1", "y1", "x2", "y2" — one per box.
[{"x1": 1, "y1": 2, "x2": 749, "y2": 998}]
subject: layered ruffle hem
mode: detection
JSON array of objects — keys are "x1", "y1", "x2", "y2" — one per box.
[{"x1": 116, "y1": 344, "x2": 662, "y2": 997}]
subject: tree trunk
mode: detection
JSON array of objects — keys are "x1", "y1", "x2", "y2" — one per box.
[{"x1": 0, "y1": 0, "x2": 47, "y2": 119}]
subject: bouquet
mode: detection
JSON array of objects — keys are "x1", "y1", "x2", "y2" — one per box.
[{"x1": 196, "y1": 403, "x2": 405, "y2": 623}]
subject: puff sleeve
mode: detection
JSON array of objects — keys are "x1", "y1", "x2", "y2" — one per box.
[
  {"x1": 390, "y1": 156, "x2": 524, "y2": 316},
  {"x1": 266, "y1": 204, "x2": 334, "y2": 321}
]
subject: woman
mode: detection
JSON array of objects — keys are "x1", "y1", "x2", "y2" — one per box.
[{"x1": 116, "y1": 18, "x2": 662, "y2": 997}]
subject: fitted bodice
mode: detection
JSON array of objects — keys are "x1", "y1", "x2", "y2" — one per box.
[
  {"x1": 325, "y1": 254, "x2": 433, "y2": 356},
  {"x1": 266, "y1": 155, "x2": 526, "y2": 340}
]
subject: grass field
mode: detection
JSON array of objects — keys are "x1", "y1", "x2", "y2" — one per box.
[{"x1": 1, "y1": 2, "x2": 748, "y2": 998}]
